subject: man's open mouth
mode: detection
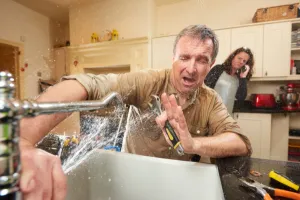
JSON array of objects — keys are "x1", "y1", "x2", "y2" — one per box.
[{"x1": 183, "y1": 77, "x2": 195, "y2": 86}]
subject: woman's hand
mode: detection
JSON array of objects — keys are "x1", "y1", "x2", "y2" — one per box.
[
  {"x1": 240, "y1": 65, "x2": 250, "y2": 78},
  {"x1": 155, "y1": 93, "x2": 195, "y2": 153}
]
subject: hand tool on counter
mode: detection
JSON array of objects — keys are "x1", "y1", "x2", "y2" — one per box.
[
  {"x1": 269, "y1": 170, "x2": 300, "y2": 193},
  {"x1": 148, "y1": 95, "x2": 184, "y2": 156},
  {"x1": 239, "y1": 177, "x2": 300, "y2": 200}
]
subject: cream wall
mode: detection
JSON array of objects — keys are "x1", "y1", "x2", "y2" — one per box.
[
  {"x1": 69, "y1": 0, "x2": 150, "y2": 45},
  {"x1": 0, "y1": 0, "x2": 52, "y2": 99},
  {"x1": 156, "y1": 0, "x2": 298, "y2": 36},
  {"x1": 50, "y1": 20, "x2": 70, "y2": 48},
  {"x1": 69, "y1": 0, "x2": 299, "y2": 41}
]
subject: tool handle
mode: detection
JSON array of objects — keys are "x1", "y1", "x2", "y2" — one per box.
[
  {"x1": 269, "y1": 170, "x2": 299, "y2": 192},
  {"x1": 164, "y1": 120, "x2": 181, "y2": 148},
  {"x1": 263, "y1": 193, "x2": 272, "y2": 200},
  {"x1": 275, "y1": 189, "x2": 300, "y2": 200}
]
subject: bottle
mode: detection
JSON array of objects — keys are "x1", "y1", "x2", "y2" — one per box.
[
  {"x1": 292, "y1": 66, "x2": 297, "y2": 75},
  {"x1": 291, "y1": 59, "x2": 295, "y2": 75},
  {"x1": 297, "y1": 28, "x2": 300, "y2": 46}
]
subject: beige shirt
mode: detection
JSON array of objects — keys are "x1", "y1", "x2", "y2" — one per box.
[{"x1": 63, "y1": 69, "x2": 252, "y2": 161}]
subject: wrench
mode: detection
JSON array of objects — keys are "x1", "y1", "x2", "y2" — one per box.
[{"x1": 148, "y1": 95, "x2": 184, "y2": 156}]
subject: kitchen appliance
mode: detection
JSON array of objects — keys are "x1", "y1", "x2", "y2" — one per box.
[
  {"x1": 250, "y1": 94, "x2": 276, "y2": 108},
  {"x1": 279, "y1": 83, "x2": 300, "y2": 111}
]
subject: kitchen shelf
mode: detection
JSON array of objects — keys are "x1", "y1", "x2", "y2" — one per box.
[
  {"x1": 289, "y1": 136, "x2": 300, "y2": 140},
  {"x1": 291, "y1": 47, "x2": 300, "y2": 51},
  {"x1": 68, "y1": 37, "x2": 148, "y2": 51},
  {"x1": 250, "y1": 75, "x2": 300, "y2": 81}
]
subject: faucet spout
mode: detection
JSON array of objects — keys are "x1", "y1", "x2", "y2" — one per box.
[
  {"x1": 12, "y1": 92, "x2": 123, "y2": 117},
  {"x1": 0, "y1": 71, "x2": 124, "y2": 198}
]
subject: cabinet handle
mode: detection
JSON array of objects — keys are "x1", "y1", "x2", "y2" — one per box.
[
  {"x1": 265, "y1": 71, "x2": 268, "y2": 76},
  {"x1": 236, "y1": 114, "x2": 239, "y2": 119}
]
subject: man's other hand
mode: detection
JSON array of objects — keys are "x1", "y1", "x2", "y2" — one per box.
[{"x1": 20, "y1": 142, "x2": 67, "y2": 200}]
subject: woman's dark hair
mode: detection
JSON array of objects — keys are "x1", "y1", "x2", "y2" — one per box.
[{"x1": 222, "y1": 47, "x2": 255, "y2": 80}]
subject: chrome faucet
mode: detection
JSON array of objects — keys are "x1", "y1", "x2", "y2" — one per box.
[{"x1": 0, "y1": 71, "x2": 123, "y2": 198}]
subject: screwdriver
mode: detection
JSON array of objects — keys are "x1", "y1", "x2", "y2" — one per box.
[{"x1": 269, "y1": 170, "x2": 300, "y2": 192}]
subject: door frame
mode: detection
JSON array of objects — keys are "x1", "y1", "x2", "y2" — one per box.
[{"x1": 0, "y1": 39, "x2": 24, "y2": 99}]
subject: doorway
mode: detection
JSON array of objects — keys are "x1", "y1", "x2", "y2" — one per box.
[{"x1": 0, "y1": 42, "x2": 21, "y2": 98}]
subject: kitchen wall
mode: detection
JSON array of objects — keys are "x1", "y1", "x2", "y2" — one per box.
[
  {"x1": 23, "y1": 0, "x2": 298, "y2": 134},
  {"x1": 156, "y1": 0, "x2": 299, "y2": 36},
  {"x1": 69, "y1": 0, "x2": 151, "y2": 45},
  {"x1": 69, "y1": 0, "x2": 299, "y2": 42},
  {"x1": 0, "y1": 0, "x2": 52, "y2": 99},
  {"x1": 50, "y1": 20, "x2": 70, "y2": 48}
]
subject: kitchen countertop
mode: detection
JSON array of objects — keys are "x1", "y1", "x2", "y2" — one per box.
[
  {"x1": 216, "y1": 156, "x2": 300, "y2": 200},
  {"x1": 233, "y1": 100, "x2": 300, "y2": 114},
  {"x1": 233, "y1": 107, "x2": 300, "y2": 114}
]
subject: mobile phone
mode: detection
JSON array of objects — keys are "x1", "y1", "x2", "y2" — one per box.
[{"x1": 241, "y1": 65, "x2": 247, "y2": 72}]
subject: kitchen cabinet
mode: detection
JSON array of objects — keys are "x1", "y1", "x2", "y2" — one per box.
[
  {"x1": 214, "y1": 29, "x2": 231, "y2": 66},
  {"x1": 233, "y1": 113, "x2": 289, "y2": 161},
  {"x1": 270, "y1": 114, "x2": 289, "y2": 161},
  {"x1": 233, "y1": 113, "x2": 271, "y2": 159},
  {"x1": 152, "y1": 36, "x2": 176, "y2": 69},
  {"x1": 263, "y1": 22, "x2": 291, "y2": 77},
  {"x1": 231, "y1": 26, "x2": 264, "y2": 77}
]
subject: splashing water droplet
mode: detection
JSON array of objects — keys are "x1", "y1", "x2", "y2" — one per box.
[{"x1": 60, "y1": 101, "x2": 150, "y2": 177}]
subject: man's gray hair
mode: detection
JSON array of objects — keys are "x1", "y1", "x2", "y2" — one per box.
[{"x1": 173, "y1": 24, "x2": 219, "y2": 62}]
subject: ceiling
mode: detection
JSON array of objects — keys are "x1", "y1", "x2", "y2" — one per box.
[
  {"x1": 12, "y1": 0, "x2": 71, "y2": 23},
  {"x1": 155, "y1": 0, "x2": 188, "y2": 6},
  {"x1": 12, "y1": 0, "x2": 189, "y2": 23}
]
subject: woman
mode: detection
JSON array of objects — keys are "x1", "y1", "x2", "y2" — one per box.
[{"x1": 204, "y1": 47, "x2": 255, "y2": 114}]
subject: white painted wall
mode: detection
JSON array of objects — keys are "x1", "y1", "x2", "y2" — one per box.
[
  {"x1": 156, "y1": 0, "x2": 299, "y2": 36},
  {"x1": 0, "y1": 0, "x2": 52, "y2": 99},
  {"x1": 69, "y1": 0, "x2": 299, "y2": 41},
  {"x1": 69, "y1": 0, "x2": 149, "y2": 45},
  {"x1": 50, "y1": 20, "x2": 70, "y2": 48}
]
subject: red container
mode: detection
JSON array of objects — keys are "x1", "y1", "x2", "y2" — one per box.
[{"x1": 251, "y1": 94, "x2": 276, "y2": 108}]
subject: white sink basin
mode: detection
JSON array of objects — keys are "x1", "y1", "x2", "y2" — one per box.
[{"x1": 66, "y1": 150, "x2": 225, "y2": 200}]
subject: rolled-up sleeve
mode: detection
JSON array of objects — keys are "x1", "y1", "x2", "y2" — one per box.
[
  {"x1": 61, "y1": 69, "x2": 164, "y2": 106},
  {"x1": 61, "y1": 73, "x2": 119, "y2": 100},
  {"x1": 208, "y1": 94, "x2": 252, "y2": 156}
]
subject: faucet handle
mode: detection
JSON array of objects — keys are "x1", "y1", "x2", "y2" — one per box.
[
  {"x1": 0, "y1": 71, "x2": 15, "y2": 99},
  {"x1": 0, "y1": 71, "x2": 12, "y2": 80}
]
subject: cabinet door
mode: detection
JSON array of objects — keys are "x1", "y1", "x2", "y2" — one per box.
[
  {"x1": 233, "y1": 113, "x2": 271, "y2": 159},
  {"x1": 263, "y1": 22, "x2": 291, "y2": 77},
  {"x1": 152, "y1": 36, "x2": 176, "y2": 69},
  {"x1": 231, "y1": 26, "x2": 264, "y2": 77},
  {"x1": 214, "y1": 29, "x2": 231, "y2": 66}
]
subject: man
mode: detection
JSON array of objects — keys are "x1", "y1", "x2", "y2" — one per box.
[{"x1": 19, "y1": 24, "x2": 251, "y2": 200}]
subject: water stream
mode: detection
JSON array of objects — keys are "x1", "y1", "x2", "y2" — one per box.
[{"x1": 62, "y1": 104, "x2": 143, "y2": 174}]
